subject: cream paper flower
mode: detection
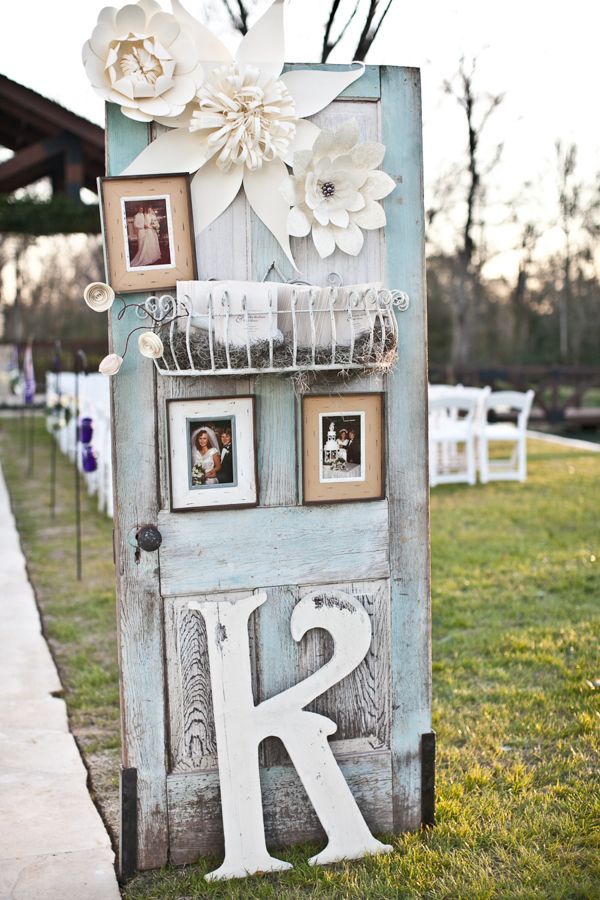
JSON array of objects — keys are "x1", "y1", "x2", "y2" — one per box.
[
  {"x1": 82, "y1": 0, "x2": 203, "y2": 123},
  {"x1": 282, "y1": 119, "x2": 396, "y2": 258},
  {"x1": 99, "y1": 353, "x2": 124, "y2": 376},
  {"x1": 122, "y1": 0, "x2": 365, "y2": 266},
  {"x1": 84, "y1": 282, "x2": 115, "y2": 312},
  {"x1": 138, "y1": 331, "x2": 164, "y2": 358}
]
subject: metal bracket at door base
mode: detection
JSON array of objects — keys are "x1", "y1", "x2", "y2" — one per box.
[
  {"x1": 119, "y1": 766, "x2": 138, "y2": 881},
  {"x1": 420, "y1": 731, "x2": 436, "y2": 827}
]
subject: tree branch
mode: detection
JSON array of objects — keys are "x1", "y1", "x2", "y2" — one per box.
[{"x1": 353, "y1": 0, "x2": 394, "y2": 62}]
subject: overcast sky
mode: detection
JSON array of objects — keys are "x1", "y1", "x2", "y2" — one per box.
[{"x1": 2, "y1": 0, "x2": 599, "y2": 278}]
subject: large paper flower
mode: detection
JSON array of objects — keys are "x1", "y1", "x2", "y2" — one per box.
[
  {"x1": 282, "y1": 119, "x2": 396, "y2": 258},
  {"x1": 122, "y1": 0, "x2": 365, "y2": 266},
  {"x1": 82, "y1": 0, "x2": 203, "y2": 123}
]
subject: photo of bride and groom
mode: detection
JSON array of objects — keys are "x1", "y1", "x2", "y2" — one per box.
[
  {"x1": 189, "y1": 420, "x2": 236, "y2": 489},
  {"x1": 320, "y1": 413, "x2": 364, "y2": 483},
  {"x1": 123, "y1": 196, "x2": 174, "y2": 270}
]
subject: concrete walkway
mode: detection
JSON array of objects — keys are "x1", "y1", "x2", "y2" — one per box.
[{"x1": 0, "y1": 464, "x2": 120, "y2": 899}]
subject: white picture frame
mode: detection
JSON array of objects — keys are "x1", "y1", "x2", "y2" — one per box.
[{"x1": 167, "y1": 396, "x2": 258, "y2": 512}]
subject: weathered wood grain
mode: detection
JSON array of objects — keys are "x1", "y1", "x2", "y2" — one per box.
[
  {"x1": 165, "y1": 590, "x2": 259, "y2": 774},
  {"x1": 381, "y1": 66, "x2": 431, "y2": 830},
  {"x1": 167, "y1": 749, "x2": 392, "y2": 864},
  {"x1": 158, "y1": 502, "x2": 389, "y2": 595},
  {"x1": 256, "y1": 580, "x2": 391, "y2": 767},
  {"x1": 106, "y1": 106, "x2": 168, "y2": 868}
]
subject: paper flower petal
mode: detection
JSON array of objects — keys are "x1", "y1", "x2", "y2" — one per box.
[
  {"x1": 281, "y1": 64, "x2": 365, "y2": 118},
  {"x1": 311, "y1": 128, "x2": 336, "y2": 161},
  {"x1": 235, "y1": 0, "x2": 285, "y2": 81},
  {"x1": 333, "y1": 222, "x2": 364, "y2": 255},
  {"x1": 168, "y1": 33, "x2": 202, "y2": 76},
  {"x1": 329, "y1": 208, "x2": 350, "y2": 228},
  {"x1": 312, "y1": 224, "x2": 336, "y2": 258},
  {"x1": 191, "y1": 158, "x2": 243, "y2": 234},
  {"x1": 137, "y1": 95, "x2": 173, "y2": 116},
  {"x1": 122, "y1": 107, "x2": 154, "y2": 122},
  {"x1": 153, "y1": 107, "x2": 196, "y2": 128},
  {"x1": 115, "y1": 3, "x2": 146, "y2": 34},
  {"x1": 331, "y1": 119, "x2": 360, "y2": 154},
  {"x1": 171, "y1": 0, "x2": 231, "y2": 64},
  {"x1": 122, "y1": 127, "x2": 212, "y2": 175},
  {"x1": 361, "y1": 170, "x2": 396, "y2": 200},
  {"x1": 147, "y1": 11, "x2": 180, "y2": 47},
  {"x1": 90, "y1": 21, "x2": 115, "y2": 58},
  {"x1": 283, "y1": 118, "x2": 321, "y2": 166},
  {"x1": 351, "y1": 141, "x2": 385, "y2": 170},
  {"x1": 288, "y1": 205, "x2": 311, "y2": 237},
  {"x1": 138, "y1": 0, "x2": 162, "y2": 15},
  {"x1": 244, "y1": 159, "x2": 296, "y2": 268},
  {"x1": 83, "y1": 44, "x2": 107, "y2": 89},
  {"x1": 97, "y1": 6, "x2": 118, "y2": 27},
  {"x1": 352, "y1": 200, "x2": 386, "y2": 229},
  {"x1": 160, "y1": 73, "x2": 197, "y2": 105}
]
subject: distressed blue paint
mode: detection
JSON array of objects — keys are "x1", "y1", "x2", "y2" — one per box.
[
  {"x1": 167, "y1": 750, "x2": 392, "y2": 862},
  {"x1": 106, "y1": 104, "x2": 169, "y2": 868},
  {"x1": 381, "y1": 66, "x2": 431, "y2": 830},
  {"x1": 158, "y1": 501, "x2": 390, "y2": 595}
]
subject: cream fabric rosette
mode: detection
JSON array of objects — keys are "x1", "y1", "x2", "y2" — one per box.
[
  {"x1": 99, "y1": 353, "x2": 123, "y2": 376},
  {"x1": 84, "y1": 282, "x2": 115, "y2": 313},
  {"x1": 282, "y1": 119, "x2": 396, "y2": 259},
  {"x1": 138, "y1": 331, "x2": 164, "y2": 358},
  {"x1": 82, "y1": 0, "x2": 203, "y2": 124}
]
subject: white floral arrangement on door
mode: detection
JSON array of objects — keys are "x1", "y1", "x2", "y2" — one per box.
[{"x1": 82, "y1": 0, "x2": 397, "y2": 268}]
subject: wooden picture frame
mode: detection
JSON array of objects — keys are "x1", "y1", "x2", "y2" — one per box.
[
  {"x1": 302, "y1": 393, "x2": 385, "y2": 504},
  {"x1": 99, "y1": 173, "x2": 197, "y2": 294},
  {"x1": 167, "y1": 396, "x2": 258, "y2": 512}
]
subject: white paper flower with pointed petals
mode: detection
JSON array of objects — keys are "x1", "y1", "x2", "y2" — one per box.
[
  {"x1": 82, "y1": 0, "x2": 203, "y2": 123},
  {"x1": 121, "y1": 0, "x2": 365, "y2": 266},
  {"x1": 282, "y1": 119, "x2": 396, "y2": 259}
]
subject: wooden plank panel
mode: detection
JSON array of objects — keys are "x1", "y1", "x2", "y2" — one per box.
[
  {"x1": 255, "y1": 580, "x2": 391, "y2": 768},
  {"x1": 158, "y1": 502, "x2": 389, "y2": 595},
  {"x1": 106, "y1": 106, "x2": 168, "y2": 868},
  {"x1": 381, "y1": 66, "x2": 431, "y2": 831},
  {"x1": 167, "y1": 749, "x2": 392, "y2": 863},
  {"x1": 165, "y1": 590, "x2": 259, "y2": 774}
]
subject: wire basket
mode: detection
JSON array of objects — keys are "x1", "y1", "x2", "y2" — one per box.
[{"x1": 146, "y1": 282, "x2": 409, "y2": 377}]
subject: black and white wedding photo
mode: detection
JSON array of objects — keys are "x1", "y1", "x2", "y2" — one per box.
[
  {"x1": 167, "y1": 396, "x2": 257, "y2": 511},
  {"x1": 319, "y1": 412, "x2": 365, "y2": 483}
]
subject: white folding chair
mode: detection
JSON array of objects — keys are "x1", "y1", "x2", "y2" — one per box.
[
  {"x1": 479, "y1": 390, "x2": 535, "y2": 483},
  {"x1": 429, "y1": 391, "x2": 479, "y2": 487}
]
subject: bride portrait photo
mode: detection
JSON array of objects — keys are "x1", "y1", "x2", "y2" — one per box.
[
  {"x1": 189, "y1": 420, "x2": 237, "y2": 490},
  {"x1": 122, "y1": 195, "x2": 175, "y2": 271}
]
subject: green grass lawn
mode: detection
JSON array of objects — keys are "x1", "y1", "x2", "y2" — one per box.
[{"x1": 0, "y1": 415, "x2": 598, "y2": 898}]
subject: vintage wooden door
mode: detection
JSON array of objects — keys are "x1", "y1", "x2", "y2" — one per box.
[{"x1": 107, "y1": 64, "x2": 431, "y2": 871}]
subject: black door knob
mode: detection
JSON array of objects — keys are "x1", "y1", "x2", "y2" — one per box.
[{"x1": 136, "y1": 525, "x2": 162, "y2": 552}]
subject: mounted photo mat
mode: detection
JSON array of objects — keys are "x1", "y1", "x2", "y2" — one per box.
[
  {"x1": 166, "y1": 396, "x2": 257, "y2": 512},
  {"x1": 302, "y1": 393, "x2": 384, "y2": 503},
  {"x1": 99, "y1": 173, "x2": 197, "y2": 294}
]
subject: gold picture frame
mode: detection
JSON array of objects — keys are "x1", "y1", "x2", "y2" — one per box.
[
  {"x1": 98, "y1": 173, "x2": 197, "y2": 294},
  {"x1": 302, "y1": 393, "x2": 384, "y2": 504}
]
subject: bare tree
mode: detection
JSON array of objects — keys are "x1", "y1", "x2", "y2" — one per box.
[
  {"x1": 215, "y1": 0, "x2": 396, "y2": 61},
  {"x1": 555, "y1": 141, "x2": 580, "y2": 363},
  {"x1": 435, "y1": 57, "x2": 504, "y2": 366}
]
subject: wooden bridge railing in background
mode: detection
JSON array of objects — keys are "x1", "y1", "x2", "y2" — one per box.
[{"x1": 429, "y1": 365, "x2": 600, "y2": 428}]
